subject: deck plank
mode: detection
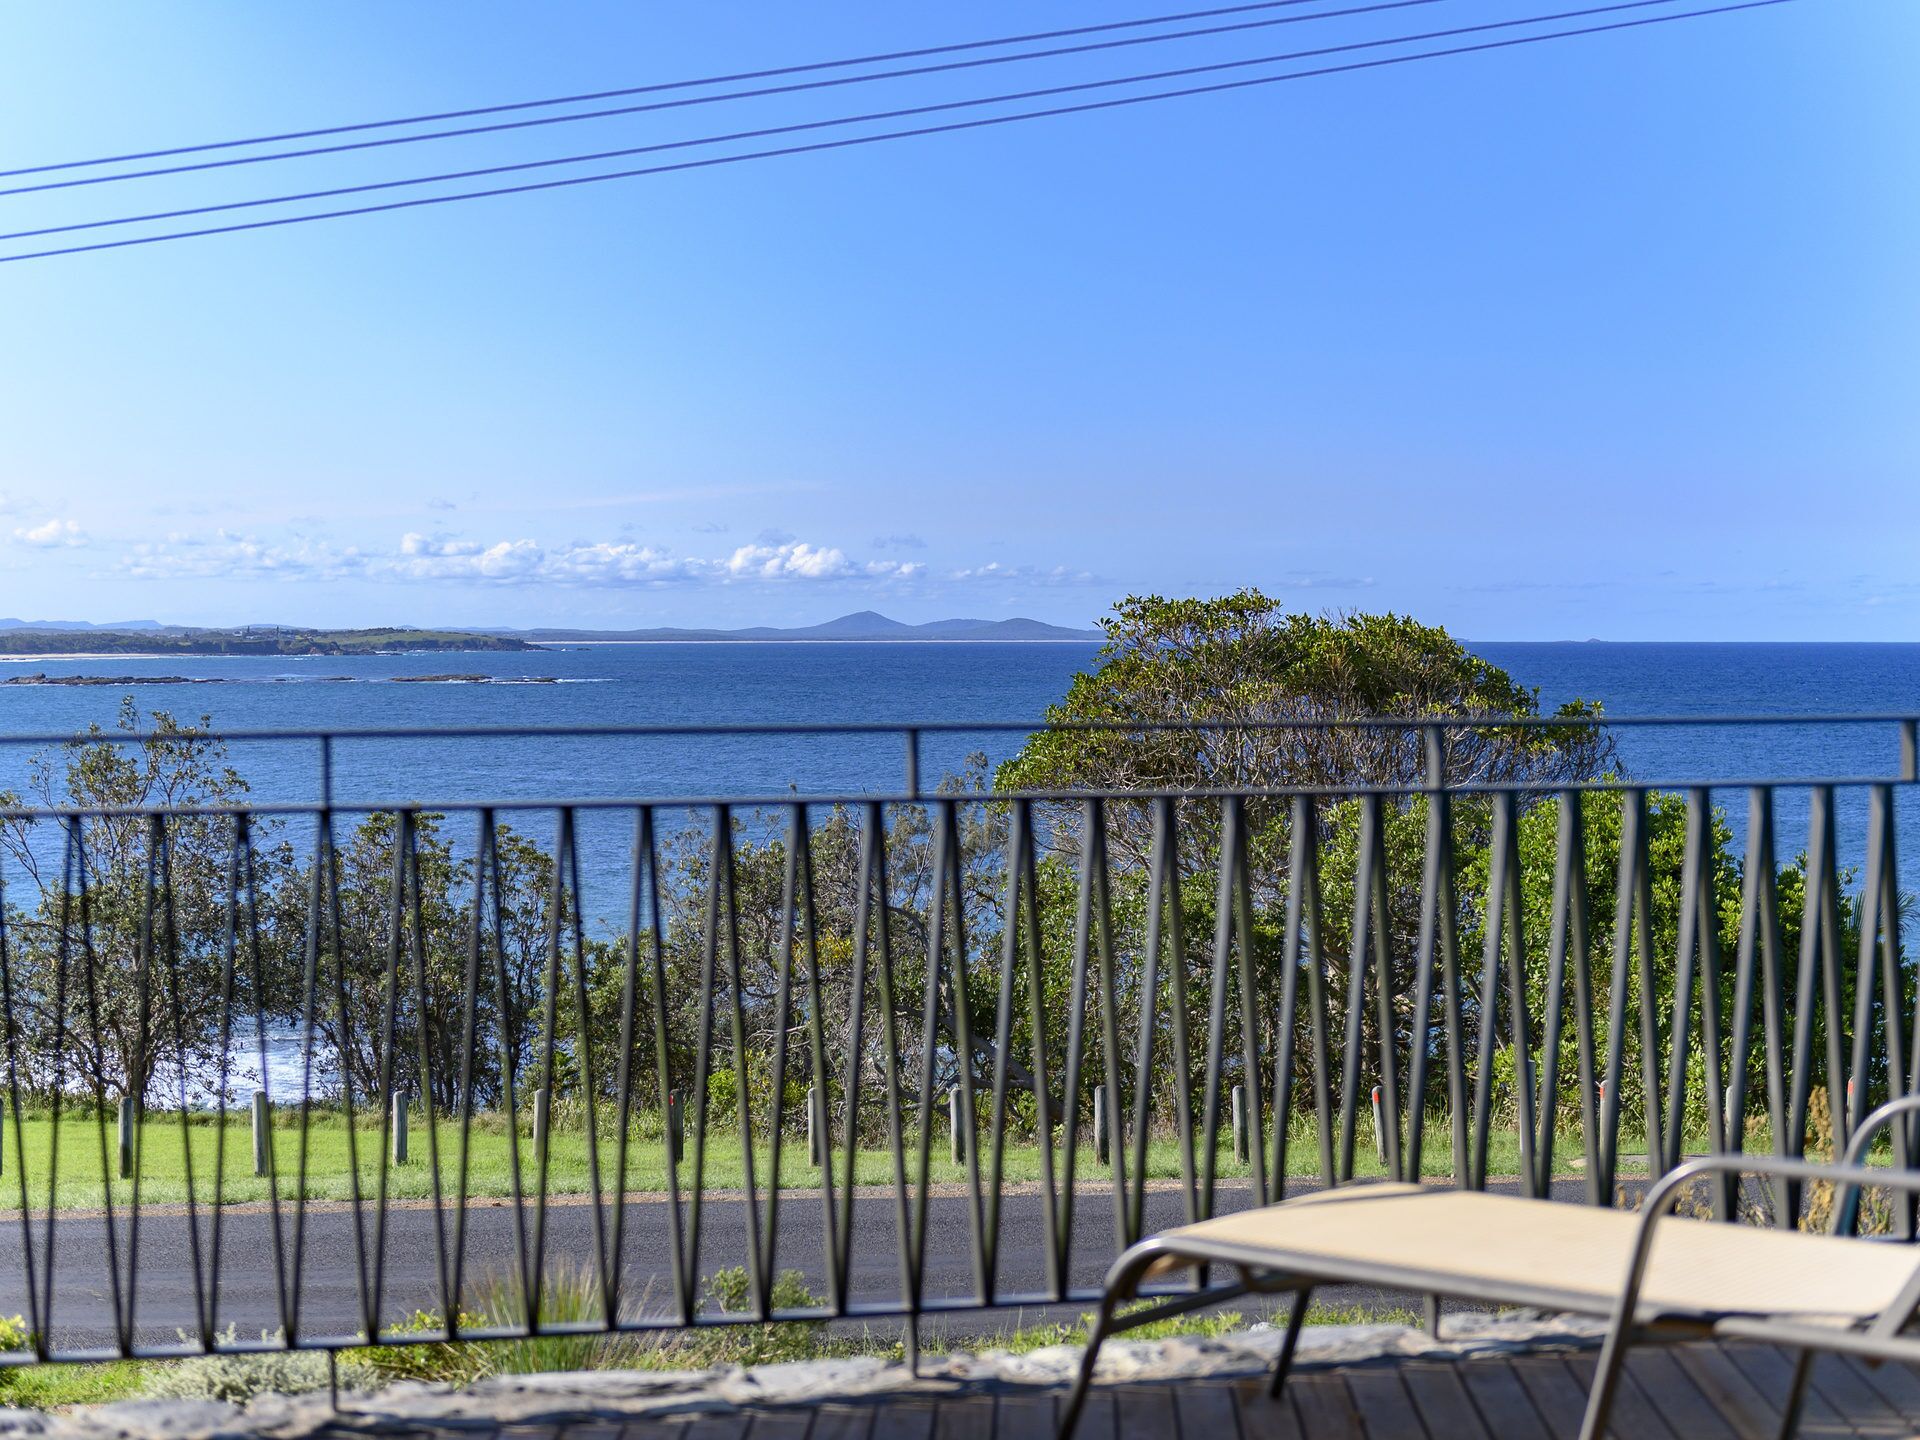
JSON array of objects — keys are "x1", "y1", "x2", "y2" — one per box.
[
  {"x1": 1230, "y1": 1378, "x2": 1305, "y2": 1440},
  {"x1": 1669, "y1": 1343, "x2": 1784, "y2": 1440},
  {"x1": 989, "y1": 1394, "x2": 1056, "y2": 1440},
  {"x1": 932, "y1": 1395, "x2": 996, "y2": 1440},
  {"x1": 871, "y1": 1403, "x2": 937, "y2": 1440},
  {"x1": 1796, "y1": 1351, "x2": 1916, "y2": 1439},
  {"x1": 1459, "y1": 1358, "x2": 1554, "y2": 1440},
  {"x1": 1173, "y1": 1380, "x2": 1241, "y2": 1439},
  {"x1": 1559, "y1": 1352, "x2": 1682, "y2": 1440},
  {"x1": 1289, "y1": 1372, "x2": 1364, "y2": 1439},
  {"x1": 410, "y1": 1340, "x2": 1920, "y2": 1440},
  {"x1": 1718, "y1": 1345, "x2": 1856, "y2": 1440},
  {"x1": 1342, "y1": 1366, "x2": 1427, "y2": 1440},
  {"x1": 1839, "y1": 1355, "x2": 1920, "y2": 1425},
  {"x1": 618, "y1": 1420, "x2": 697, "y2": 1439},
  {"x1": 1507, "y1": 1351, "x2": 1592, "y2": 1440},
  {"x1": 803, "y1": 1408, "x2": 872, "y2": 1440},
  {"x1": 1112, "y1": 1385, "x2": 1177, "y2": 1440},
  {"x1": 1073, "y1": 1390, "x2": 1120, "y2": 1440},
  {"x1": 743, "y1": 1414, "x2": 815, "y2": 1440},
  {"x1": 1625, "y1": 1348, "x2": 1743, "y2": 1440},
  {"x1": 1399, "y1": 1360, "x2": 1493, "y2": 1439}
]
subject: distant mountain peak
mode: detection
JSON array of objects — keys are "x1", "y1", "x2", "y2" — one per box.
[{"x1": 514, "y1": 612, "x2": 1101, "y2": 644}]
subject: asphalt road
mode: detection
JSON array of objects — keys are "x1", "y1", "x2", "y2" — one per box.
[{"x1": 0, "y1": 1175, "x2": 1625, "y2": 1354}]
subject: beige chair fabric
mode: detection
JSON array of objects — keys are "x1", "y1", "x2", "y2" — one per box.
[{"x1": 1148, "y1": 1182, "x2": 1918, "y2": 1322}]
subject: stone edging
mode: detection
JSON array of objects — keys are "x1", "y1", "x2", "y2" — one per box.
[{"x1": 0, "y1": 1314, "x2": 1609, "y2": 1440}]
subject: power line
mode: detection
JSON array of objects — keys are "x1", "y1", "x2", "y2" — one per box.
[
  {"x1": 0, "y1": 0, "x2": 1708, "y2": 246},
  {"x1": 0, "y1": 0, "x2": 1798, "y2": 266},
  {"x1": 0, "y1": 0, "x2": 1454, "y2": 200},
  {"x1": 0, "y1": 0, "x2": 1399, "y2": 180}
]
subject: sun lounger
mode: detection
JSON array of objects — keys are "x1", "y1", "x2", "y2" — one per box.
[{"x1": 1060, "y1": 1097, "x2": 1920, "y2": 1440}]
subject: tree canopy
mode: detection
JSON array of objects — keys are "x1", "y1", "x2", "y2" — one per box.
[{"x1": 998, "y1": 592, "x2": 1615, "y2": 796}]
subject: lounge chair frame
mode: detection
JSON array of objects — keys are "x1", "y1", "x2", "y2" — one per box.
[{"x1": 1060, "y1": 1096, "x2": 1920, "y2": 1440}]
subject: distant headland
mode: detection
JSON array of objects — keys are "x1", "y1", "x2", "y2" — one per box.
[
  {"x1": 513, "y1": 611, "x2": 1101, "y2": 643},
  {"x1": 0, "y1": 611, "x2": 1101, "y2": 656}
]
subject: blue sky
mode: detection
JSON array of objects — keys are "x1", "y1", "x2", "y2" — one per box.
[{"x1": 0, "y1": 1, "x2": 1913, "y2": 638}]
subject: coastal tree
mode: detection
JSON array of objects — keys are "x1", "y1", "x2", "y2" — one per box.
[{"x1": 0, "y1": 702, "x2": 301, "y2": 1105}]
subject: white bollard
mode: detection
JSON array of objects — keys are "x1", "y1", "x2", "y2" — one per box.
[
  {"x1": 533, "y1": 1086, "x2": 551, "y2": 1157},
  {"x1": 1370, "y1": 1085, "x2": 1387, "y2": 1168},
  {"x1": 391, "y1": 1090, "x2": 409, "y2": 1166},
  {"x1": 807, "y1": 1085, "x2": 822, "y2": 1167},
  {"x1": 252, "y1": 1091, "x2": 271, "y2": 1177},
  {"x1": 1232, "y1": 1084, "x2": 1248, "y2": 1165},
  {"x1": 1093, "y1": 1087, "x2": 1109, "y2": 1166},
  {"x1": 118, "y1": 1096, "x2": 135, "y2": 1179}
]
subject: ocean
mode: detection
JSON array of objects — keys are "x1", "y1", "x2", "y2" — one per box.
[
  {"x1": 4, "y1": 639, "x2": 1917, "y2": 799},
  {"x1": 5, "y1": 639, "x2": 1916, "y2": 1099}
]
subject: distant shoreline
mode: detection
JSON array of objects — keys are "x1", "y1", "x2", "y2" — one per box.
[{"x1": 533, "y1": 637, "x2": 1101, "y2": 646}]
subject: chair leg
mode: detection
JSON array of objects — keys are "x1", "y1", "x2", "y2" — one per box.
[
  {"x1": 1267, "y1": 1287, "x2": 1315, "y2": 1399},
  {"x1": 1775, "y1": 1349, "x2": 1816, "y2": 1440},
  {"x1": 1059, "y1": 1289, "x2": 1122, "y2": 1440},
  {"x1": 1576, "y1": 1322, "x2": 1637, "y2": 1440}
]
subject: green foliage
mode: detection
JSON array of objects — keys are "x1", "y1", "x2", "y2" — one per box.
[
  {"x1": 139, "y1": 1328, "x2": 330, "y2": 1402},
  {"x1": 999, "y1": 592, "x2": 1611, "y2": 801},
  {"x1": 0, "y1": 1360, "x2": 150, "y2": 1408},
  {"x1": 0, "y1": 702, "x2": 302, "y2": 1104},
  {"x1": 698, "y1": 1266, "x2": 829, "y2": 1365},
  {"x1": 353, "y1": 1309, "x2": 493, "y2": 1387}
]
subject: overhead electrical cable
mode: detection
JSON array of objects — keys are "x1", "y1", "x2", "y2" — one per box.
[
  {"x1": 0, "y1": 0, "x2": 1425, "y2": 179},
  {"x1": 0, "y1": 0, "x2": 1456, "y2": 199},
  {"x1": 0, "y1": 0, "x2": 1799, "y2": 266},
  {"x1": 0, "y1": 0, "x2": 1716, "y2": 246}
]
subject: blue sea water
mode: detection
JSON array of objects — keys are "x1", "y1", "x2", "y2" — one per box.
[
  {"x1": 5, "y1": 639, "x2": 1915, "y2": 1098},
  {"x1": 2, "y1": 635, "x2": 1915, "y2": 881},
  {"x1": 4, "y1": 638, "x2": 1917, "y2": 799}
]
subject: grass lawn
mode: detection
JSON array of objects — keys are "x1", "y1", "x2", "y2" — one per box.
[{"x1": 0, "y1": 1108, "x2": 1732, "y2": 1211}]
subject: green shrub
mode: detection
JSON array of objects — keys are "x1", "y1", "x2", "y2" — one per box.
[
  {"x1": 693, "y1": 1267, "x2": 827, "y2": 1366},
  {"x1": 140, "y1": 1328, "x2": 330, "y2": 1402},
  {"x1": 349, "y1": 1309, "x2": 492, "y2": 1387}
]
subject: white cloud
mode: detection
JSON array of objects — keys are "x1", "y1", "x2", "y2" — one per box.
[
  {"x1": 950, "y1": 561, "x2": 1102, "y2": 586},
  {"x1": 120, "y1": 530, "x2": 359, "y2": 578},
  {"x1": 116, "y1": 531, "x2": 930, "y2": 588},
  {"x1": 14, "y1": 518, "x2": 87, "y2": 548},
  {"x1": 725, "y1": 541, "x2": 852, "y2": 580}
]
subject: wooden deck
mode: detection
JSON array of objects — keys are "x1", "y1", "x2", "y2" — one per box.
[{"x1": 339, "y1": 1343, "x2": 1920, "y2": 1438}]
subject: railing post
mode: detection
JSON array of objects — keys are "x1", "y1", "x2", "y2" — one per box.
[
  {"x1": 665, "y1": 1088, "x2": 682, "y2": 1164},
  {"x1": 950, "y1": 1085, "x2": 965, "y2": 1165},
  {"x1": 1370, "y1": 1085, "x2": 1387, "y2": 1169},
  {"x1": 1093, "y1": 1087, "x2": 1109, "y2": 1165},
  {"x1": 807, "y1": 1085, "x2": 822, "y2": 1167},
  {"x1": 118, "y1": 1095, "x2": 135, "y2": 1180},
  {"x1": 1424, "y1": 724, "x2": 1446, "y2": 788},
  {"x1": 1902, "y1": 719, "x2": 1917, "y2": 783},
  {"x1": 1232, "y1": 1084, "x2": 1248, "y2": 1165},
  {"x1": 252, "y1": 1090, "x2": 271, "y2": 1177},
  {"x1": 533, "y1": 1085, "x2": 551, "y2": 1157},
  {"x1": 904, "y1": 728, "x2": 922, "y2": 799},
  {"x1": 391, "y1": 1089, "x2": 409, "y2": 1166}
]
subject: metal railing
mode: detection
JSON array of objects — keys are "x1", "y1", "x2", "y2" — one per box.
[{"x1": 0, "y1": 714, "x2": 1915, "y2": 1366}]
